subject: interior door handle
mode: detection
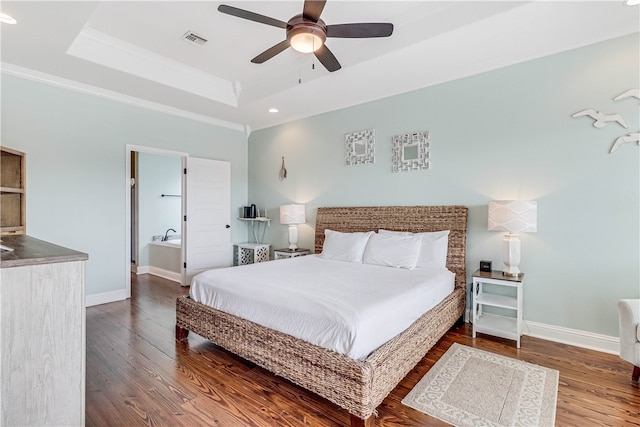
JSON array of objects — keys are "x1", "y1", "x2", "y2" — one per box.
[{"x1": 225, "y1": 224, "x2": 231, "y2": 228}]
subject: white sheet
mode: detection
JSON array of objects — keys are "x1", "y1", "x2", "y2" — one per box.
[{"x1": 190, "y1": 255, "x2": 454, "y2": 360}]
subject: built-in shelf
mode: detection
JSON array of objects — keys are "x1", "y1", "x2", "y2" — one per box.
[{"x1": 1, "y1": 147, "x2": 26, "y2": 235}]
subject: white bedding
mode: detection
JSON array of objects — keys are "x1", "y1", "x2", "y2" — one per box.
[{"x1": 190, "y1": 255, "x2": 454, "y2": 360}]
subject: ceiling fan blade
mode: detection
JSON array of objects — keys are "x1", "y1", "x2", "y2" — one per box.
[
  {"x1": 251, "y1": 40, "x2": 291, "y2": 64},
  {"x1": 326, "y1": 23, "x2": 394, "y2": 38},
  {"x1": 218, "y1": 4, "x2": 287, "y2": 29},
  {"x1": 314, "y1": 45, "x2": 341, "y2": 72},
  {"x1": 302, "y1": 0, "x2": 326, "y2": 22}
]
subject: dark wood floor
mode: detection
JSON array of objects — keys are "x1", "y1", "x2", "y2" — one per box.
[{"x1": 86, "y1": 274, "x2": 640, "y2": 426}]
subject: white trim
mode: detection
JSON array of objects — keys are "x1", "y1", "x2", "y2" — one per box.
[
  {"x1": 465, "y1": 309, "x2": 619, "y2": 355},
  {"x1": 148, "y1": 267, "x2": 182, "y2": 284},
  {"x1": 1, "y1": 62, "x2": 245, "y2": 132},
  {"x1": 135, "y1": 265, "x2": 150, "y2": 275},
  {"x1": 524, "y1": 320, "x2": 619, "y2": 355},
  {"x1": 86, "y1": 289, "x2": 128, "y2": 307}
]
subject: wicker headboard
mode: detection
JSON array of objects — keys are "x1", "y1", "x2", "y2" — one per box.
[{"x1": 314, "y1": 206, "x2": 468, "y2": 288}]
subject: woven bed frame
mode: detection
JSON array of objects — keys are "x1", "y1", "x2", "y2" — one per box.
[{"x1": 176, "y1": 205, "x2": 468, "y2": 427}]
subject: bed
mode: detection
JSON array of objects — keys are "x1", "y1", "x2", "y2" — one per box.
[{"x1": 176, "y1": 205, "x2": 468, "y2": 427}]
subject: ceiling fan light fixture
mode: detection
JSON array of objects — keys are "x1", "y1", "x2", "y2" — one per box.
[
  {"x1": 290, "y1": 31, "x2": 324, "y2": 53},
  {"x1": 0, "y1": 13, "x2": 17, "y2": 24}
]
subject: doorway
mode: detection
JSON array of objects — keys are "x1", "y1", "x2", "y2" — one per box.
[
  {"x1": 125, "y1": 145, "x2": 233, "y2": 298},
  {"x1": 126, "y1": 145, "x2": 187, "y2": 298}
]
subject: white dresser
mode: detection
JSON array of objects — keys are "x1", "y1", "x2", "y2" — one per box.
[{"x1": 0, "y1": 235, "x2": 88, "y2": 426}]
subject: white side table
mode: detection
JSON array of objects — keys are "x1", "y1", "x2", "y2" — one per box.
[
  {"x1": 274, "y1": 248, "x2": 310, "y2": 260},
  {"x1": 472, "y1": 269, "x2": 524, "y2": 348},
  {"x1": 236, "y1": 243, "x2": 270, "y2": 265}
]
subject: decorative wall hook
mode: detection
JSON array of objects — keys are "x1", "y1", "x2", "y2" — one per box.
[{"x1": 279, "y1": 156, "x2": 287, "y2": 181}]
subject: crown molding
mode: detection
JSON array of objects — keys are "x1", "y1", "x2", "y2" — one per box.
[
  {"x1": 1, "y1": 62, "x2": 245, "y2": 133},
  {"x1": 67, "y1": 27, "x2": 239, "y2": 107}
]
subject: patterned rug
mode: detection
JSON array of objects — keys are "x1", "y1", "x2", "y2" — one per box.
[{"x1": 402, "y1": 343, "x2": 559, "y2": 427}]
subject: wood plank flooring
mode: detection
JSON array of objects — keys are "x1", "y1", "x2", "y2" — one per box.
[{"x1": 86, "y1": 274, "x2": 640, "y2": 426}]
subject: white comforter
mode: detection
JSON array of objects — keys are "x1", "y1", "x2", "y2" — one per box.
[{"x1": 190, "y1": 255, "x2": 454, "y2": 360}]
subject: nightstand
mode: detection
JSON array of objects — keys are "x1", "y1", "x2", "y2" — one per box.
[
  {"x1": 472, "y1": 269, "x2": 524, "y2": 348},
  {"x1": 274, "y1": 248, "x2": 310, "y2": 260}
]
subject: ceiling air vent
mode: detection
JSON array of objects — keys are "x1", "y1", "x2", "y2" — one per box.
[{"x1": 181, "y1": 31, "x2": 208, "y2": 46}]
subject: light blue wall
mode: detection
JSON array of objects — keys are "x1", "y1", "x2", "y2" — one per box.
[
  {"x1": 137, "y1": 152, "x2": 182, "y2": 267},
  {"x1": 1, "y1": 75, "x2": 248, "y2": 297},
  {"x1": 248, "y1": 34, "x2": 640, "y2": 337}
]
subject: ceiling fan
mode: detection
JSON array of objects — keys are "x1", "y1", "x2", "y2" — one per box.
[{"x1": 218, "y1": 0, "x2": 394, "y2": 72}]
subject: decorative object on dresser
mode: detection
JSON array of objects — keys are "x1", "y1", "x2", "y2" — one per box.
[
  {"x1": 176, "y1": 205, "x2": 468, "y2": 427},
  {"x1": 488, "y1": 200, "x2": 537, "y2": 277},
  {"x1": 345, "y1": 129, "x2": 375, "y2": 166},
  {"x1": 391, "y1": 130, "x2": 429, "y2": 172},
  {"x1": 280, "y1": 204, "x2": 306, "y2": 250},
  {"x1": 402, "y1": 343, "x2": 559, "y2": 427},
  {"x1": 0, "y1": 146, "x2": 26, "y2": 235},
  {"x1": 479, "y1": 260, "x2": 492, "y2": 272}
]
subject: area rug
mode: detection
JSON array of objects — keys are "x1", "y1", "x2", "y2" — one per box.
[{"x1": 402, "y1": 343, "x2": 559, "y2": 427}]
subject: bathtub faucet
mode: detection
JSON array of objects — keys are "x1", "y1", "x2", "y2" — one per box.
[{"x1": 163, "y1": 228, "x2": 177, "y2": 241}]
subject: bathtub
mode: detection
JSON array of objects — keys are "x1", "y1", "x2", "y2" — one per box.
[{"x1": 149, "y1": 239, "x2": 182, "y2": 283}]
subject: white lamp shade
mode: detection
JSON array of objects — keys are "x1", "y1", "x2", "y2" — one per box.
[
  {"x1": 280, "y1": 204, "x2": 306, "y2": 225},
  {"x1": 488, "y1": 200, "x2": 537, "y2": 232}
]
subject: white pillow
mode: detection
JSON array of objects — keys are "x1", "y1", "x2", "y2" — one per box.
[
  {"x1": 362, "y1": 232, "x2": 422, "y2": 269},
  {"x1": 379, "y1": 229, "x2": 450, "y2": 269},
  {"x1": 320, "y1": 229, "x2": 373, "y2": 263}
]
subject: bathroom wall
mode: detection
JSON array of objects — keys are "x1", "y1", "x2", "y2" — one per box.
[{"x1": 137, "y1": 151, "x2": 182, "y2": 269}]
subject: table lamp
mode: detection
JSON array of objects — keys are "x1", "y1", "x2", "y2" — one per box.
[
  {"x1": 488, "y1": 200, "x2": 537, "y2": 277},
  {"x1": 280, "y1": 204, "x2": 306, "y2": 250}
]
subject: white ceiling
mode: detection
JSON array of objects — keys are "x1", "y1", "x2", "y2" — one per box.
[{"x1": 1, "y1": 1, "x2": 638, "y2": 133}]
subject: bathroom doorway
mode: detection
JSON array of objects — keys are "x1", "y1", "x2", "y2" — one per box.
[
  {"x1": 126, "y1": 145, "x2": 187, "y2": 299},
  {"x1": 125, "y1": 145, "x2": 233, "y2": 298}
]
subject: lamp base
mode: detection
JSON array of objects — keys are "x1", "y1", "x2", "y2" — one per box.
[
  {"x1": 502, "y1": 269, "x2": 523, "y2": 277},
  {"x1": 287, "y1": 224, "x2": 299, "y2": 250},
  {"x1": 502, "y1": 232, "x2": 522, "y2": 277}
]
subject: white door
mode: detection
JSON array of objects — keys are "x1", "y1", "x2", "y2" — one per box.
[{"x1": 182, "y1": 157, "x2": 232, "y2": 286}]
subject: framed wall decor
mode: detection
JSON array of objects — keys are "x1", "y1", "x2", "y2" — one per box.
[
  {"x1": 345, "y1": 129, "x2": 375, "y2": 166},
  {"x1": 392, "y1": 130, "x2": 430, "y2": 172}
]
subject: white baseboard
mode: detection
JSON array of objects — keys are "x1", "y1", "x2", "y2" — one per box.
[
  {"x1": 464, "y1": 309, "x2": 619, "y2": 355},
  {"x1": 524, "y1": 320, "x2": 619, "y2": 355},
  {"x1": 148, "y1": 266, "x2": 181, "y2": 284},
  {"x1": 136, "y1": 265, "x2": 150, "y2": 275},
  {"x1": 86, "y1": 288, "x2": 128, "y2": 307}
]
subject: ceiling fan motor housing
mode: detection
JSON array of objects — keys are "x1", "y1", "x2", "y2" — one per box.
[{"x1": 286, "y1": 14, "x2": 327, "y2": 53}]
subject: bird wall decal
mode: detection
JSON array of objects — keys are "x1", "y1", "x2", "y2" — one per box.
[
  {"x1": 610, "y1": 132, "x2": 640, "y2": 153},
  {"x1": 571, "y1": 109, "x2": 628, "y2": 129},
  {"x1": 613, "y1": 88, "x2": 640, "y2": 101}
]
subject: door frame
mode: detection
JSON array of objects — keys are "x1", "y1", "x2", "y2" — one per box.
[{"x1": 125, "y1": 144, "x2": 188, "y2": 299}]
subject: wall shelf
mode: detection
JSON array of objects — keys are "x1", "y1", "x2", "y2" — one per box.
[
  {"x1": 1, "y1": 147, "x2": 26, "y2": 235},
  {"x1": 238, "y1": 217, "x2": 270, "y2": 243}
]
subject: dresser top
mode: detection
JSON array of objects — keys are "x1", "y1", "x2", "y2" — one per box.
[{"x1": 0, "y1": 235, "x2": 88, "y2": 268}]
